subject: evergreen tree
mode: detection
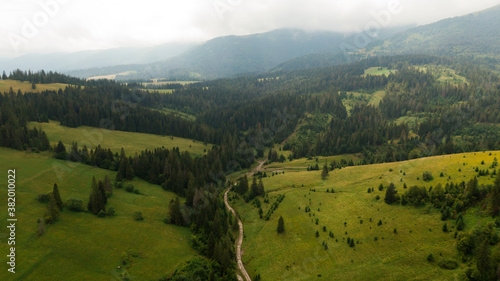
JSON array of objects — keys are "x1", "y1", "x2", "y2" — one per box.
[
  {"x1": 185, "y1": 175, "x2": 196, "y2": 207},
  {"x1": 168, "y1": 197, "x2": 184, "y2": 226},
  {"x1": 277, "y1": 216, "x2": 285, "y2": 234},
  {"x1": 384, "y1": 183, "x2": 398, "y2": 204},
  {"x1": 490, "y1": 170, "x2": 500, "y2": 216},
  {"x1": 257, "y1": 178, "x2": 265, "y2": 196},
  {"x1": 46, "y1": 192, "x2": 60, "y2": 224},
  {"x1": 52, "y1": 183, "x2": 63, "y2": 210},
  {"x1": 88, "y1": 177, "x2": 106, "y2": 215},
  {"x1": 250, "y1": 176, "x2": 258, "y2": 198},
  {"x1": 237, "y1": 175, "x2": 249, "y2": 195},
  {"x1": 442, "y1": 223, "x2": 448, "y2": 232},
  {"x1": 103, "y1": 175, "x2": 112, "y2": 197},
  {"x1": 117, "y1": 156, "x2": 134, "y2": 181},
  {"x1": 321, "y1": 163, "x2": 329, "y2": 180},
  {"x1": 475, "y1": 239, "x2": 493, "y2": 280},
  {"x1": 54, "y1": 140, "x2": 67, "y2": 160}
]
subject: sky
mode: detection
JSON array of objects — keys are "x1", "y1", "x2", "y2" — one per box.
[{"x1": 0, "y1": 0, "x2": 499, "y2": 58}]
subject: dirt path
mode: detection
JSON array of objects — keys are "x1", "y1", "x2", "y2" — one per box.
[{"x1": 224, "y1": 158, "x2": 267, "y2": 281}]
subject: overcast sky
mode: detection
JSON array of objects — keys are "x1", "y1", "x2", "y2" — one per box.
[{"x1": 0, "y1": 0, "x2": 499, "y2": 58}]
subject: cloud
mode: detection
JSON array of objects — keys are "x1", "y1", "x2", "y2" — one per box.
[{"x1": 0, "y1": 0, "x2": 498, "y2": 58}]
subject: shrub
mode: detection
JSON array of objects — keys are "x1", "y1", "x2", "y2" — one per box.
[
  {"x1": 422, "y1": 171, "x2": 433, "y2": 182},
  {"x1": 97, "y1": 210, "x2": 106, "y2": 217},
  {"x1": 377, "y1": 220, "x2": 383, "y2": 226},
  {"x1": 37, "y1": 193, "x2": 50, "y2": 203},
  {"x1": 438, "y1": 259, "x2": 458, "y2": 270},
  {"x1": 427, "y1": 254, "x2": 434, "y2": 262},
  {"x1": 107, "y1": 206, "x2": 115, "y2": 216},
  {"x1": 125, "y1": 184, "x2": 135, "y2": 193},
  {"x1": 65, "y1": 198, "x2": 84, "y2": 212},
  {"x1": 134, "y1": 211, "x2": 144, "y2": 221}
]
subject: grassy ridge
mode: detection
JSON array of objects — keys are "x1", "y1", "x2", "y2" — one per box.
[
  {"x1": 0, "y1": 148, "x2": 197, "y2": 280},
  {"x1": 28, "y1": 120, "x2": 210, "y2": 155},
  {"x1": 232, "y1": 151, "x2": 499, "y2": 280},
  {"x1": 0, "y1": 79, "x2": 68, "y2": 93}
]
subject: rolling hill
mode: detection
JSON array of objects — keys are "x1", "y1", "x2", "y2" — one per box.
[{"x1": 366, "y1": 4, "x2": 500, "y2": 64}]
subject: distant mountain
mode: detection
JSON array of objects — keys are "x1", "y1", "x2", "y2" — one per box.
[
  {"x1": 0, "y1": 42, "x2": 196, "y2": 73},
  {"x1": 73, "y1": 29, "x2": 351, "y2": 80},
  {"x1": 78, "y1": 28, "x2": 413, "y2": 81},
  {"x1": 366, "y1": 4, "x2": 500, "y2": 65}
]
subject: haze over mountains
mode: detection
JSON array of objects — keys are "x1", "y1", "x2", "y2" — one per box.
[{"x1": 1, "y1": 4, "x2": 499, "y2": 80}]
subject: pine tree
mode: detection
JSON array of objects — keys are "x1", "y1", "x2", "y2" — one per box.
[
  {"x1": 237, "y1": 175, "x2": 249, "y2": 195},
  {"x1": 185, "y1": 175, "x2": 196, "y2": 207},
  {"x1": 321, "y1": 163, "x2": 329, "y2": 180},
  {"x1": 277, "y1": 216, "x2": 285, "y2": 234},
  {"x1": 251, "y1": 176, "x2": 258, "y2": 198},
  {"x1": 257, "y1": 178, "x2": 265, "y2": 196},
  {"x1": 46, "y1": 192, "x2": 60, "y2": 224},
  {"x1": 384, "y1": 183, "x2": 398, "y2": 204},
  {"x1": 490, "y1": 170, "x2": 500, "y2": 216},
  {"x1": 168, "y1": 197, "x2": 184, "y2": 226},
  {"x1": 88, "y1": 177, "x2": 106, "y2": 215},
  {"x1": 52, "y1": 183, "x2": 63, "y2": 210},
  {"x1": 54, "y1": 140, "x2": 67, "y2": 160},
  {"x1": 103, "y1": 175, "x2": 112, "y2": 197},
  {"x1": 475, "y1": 239, "x2": 493, "y2": 280}
]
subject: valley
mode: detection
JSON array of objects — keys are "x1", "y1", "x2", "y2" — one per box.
[{"x1": 1, "y1": 3, "x2": 500, "y2": 280}]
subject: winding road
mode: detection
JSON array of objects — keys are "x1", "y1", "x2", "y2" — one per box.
[{"x1": 224, "y1": 158, "x2": 267, "y2": 281}]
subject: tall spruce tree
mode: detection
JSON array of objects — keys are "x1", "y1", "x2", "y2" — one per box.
[
  {"x1": 384, "y1": 183, "x2": 398, "y2": 204},
  {"x1": 490, "y1": 170, "x2": 500, "y2": 216},
  {"x1": 257, "y1": 178, "x2": 265, "y2": 196},
  {"x1": 321, "y1": 163, "x2": 329, "y2": 180},
  {"x1": 52, "y1": 183, "x2": 63, "y2": 210},
  {"x1": 103, "y1": 175, "x2": 112, "y2": 197},
  {"x1": 277, "y1": 216, "x2": 285, "y2": 234},
  {"x1": 237, "y1": 175, "x2": 249, "y2": 195},
  {"x1": 46, "y1": 192, "x2": 60, "y2": 224},
  {"x1": 54, "y1": 140, "x2": 67, "y2": 160},
  {"x1": 88, "y1": 177, "x2": 106, "y2": 215}
]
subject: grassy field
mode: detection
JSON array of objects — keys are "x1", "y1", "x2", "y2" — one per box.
[
  {"x1": 363, "y1": 67, "x2": 397, "y2": 77},
  {"x1": 28, "y1": 120, "x2": 210, "y2": 155},
  {"x1": 0, "y1": 79, "x2": 68, "y2": 93},
  {"x1": 140, "y1": 89, "x2": 174, "y2": 94},
  {"x1": 0, "y1": 148, "x2": 197, "y2": 281},
  {"x1": 141, "y1": 81, "x2": 199, "y2": 86},
  {"x1": 416, "y1": 65, "x2": 468, "y2": 85},
  {"x1": 231, "y1": 151, "x2": 500, "y2": 280},
  {"x1": 159, "y1": 108, "x2": 197, "y2": 121}
]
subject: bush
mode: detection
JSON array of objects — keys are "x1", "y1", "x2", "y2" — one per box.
[
  {"x1": 107, "y1": 206, "x2": 115, "y2": 216},
  {"x1": 422, "y1": 171, "x2": 433, "y2": 182},
  {"x1": 65, "y1": 198, "x2": 84, "y2": 212},
  {"x1": 97, "y1": 210, "x2": 106, "y2": 217},
  {"x1": 427, "y1": 254, "x2": 434, "y2": 262},
  {"x1": 438, "y1": 259, "x2": 458, "y2": 270},
  {"x1": 125, "y1": 184, "x2": 135, "y2": 193},
  {"x1": 133, "y1": 211, "x2": 143, "y2": 221},
  {"x1": 37, "y1": 193, "x2": 50, "y2": 203}
]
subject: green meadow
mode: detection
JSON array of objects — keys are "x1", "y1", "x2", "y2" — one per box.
[
  {"x1": 363, "y1": 67, "x2": 397, "y2": 77},
  {"x1": 0, "y1": 147, "x2": 197, "y2": 281},
  {"x1": 28, "y1": 120, "x2": 210, "y2": 155},
  {"x1": 230, "y1": 151, "x2": 499, "y2": 280},
  {"x1": 0, "y1": 79, "x2": 69, "y2": 93}
]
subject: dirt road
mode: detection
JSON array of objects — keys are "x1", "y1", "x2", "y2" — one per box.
[{"x1": 223, "y1": 158, "x2": 267, "y2": 281}]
